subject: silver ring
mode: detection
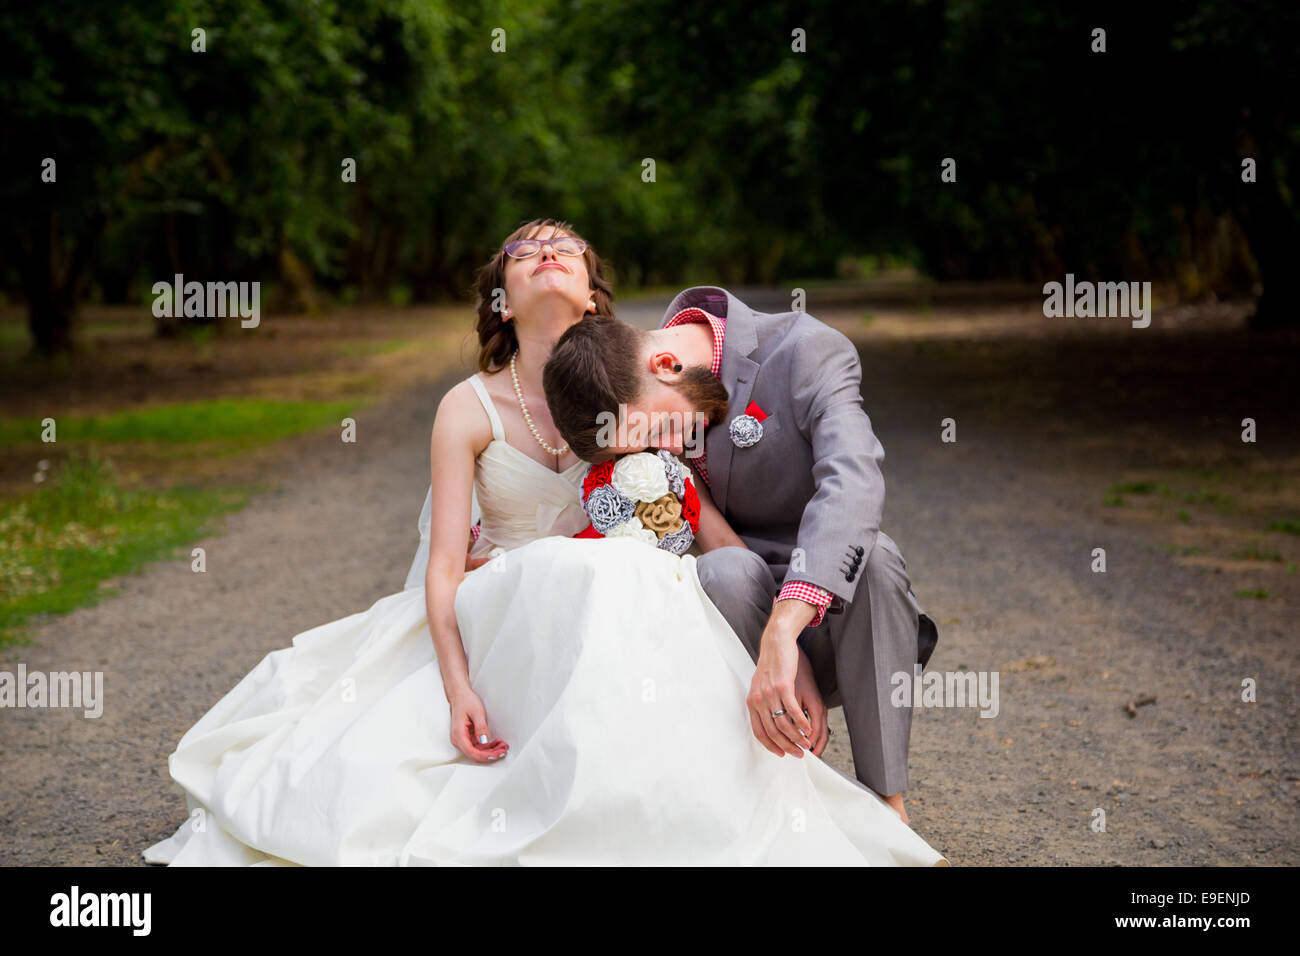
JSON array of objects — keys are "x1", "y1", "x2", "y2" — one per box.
[{"x1": 771, "y1": 709, "x2": 786, "y2": 719}]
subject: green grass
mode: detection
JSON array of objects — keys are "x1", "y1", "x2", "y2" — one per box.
[
  {"x1": 1233, "y1": 588, "x2": 1270, "y2": 600},
  {"x1": 1104, "y1": 480, "x2": 1170, "y2": 506},
  {"x1": 0, "y1": 453, "x2": 254, "y2": 647},
  {"x1": 0, "y1": 397, "x2": 360, "y2": 451},
  {"x1": 0, "y1": 396, "x2": 366, "y2": 644},
  {"x1": 1156, "y1": 543, "x2": 1202, "y2": 556},
  {"x1": 1268, "y1": 518, "x2": 1300, "y2": 536},
  {"x1": 1183, "y1": 468, "x2": 1224, "y2": 483},
  {"x1": 1181, "y1": 488, "x2": 1237, "y2": 513},
  {"x1": 1231, "y1": 542, "x2": 1283, "y2": 562},
  {"x1": 1112, "y1": 480, "x2": 1169, "y2": 495}
]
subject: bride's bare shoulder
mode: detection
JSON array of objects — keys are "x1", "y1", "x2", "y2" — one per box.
[{"x1": 432, "y1": 377, "x2": 493, "y2": 452}]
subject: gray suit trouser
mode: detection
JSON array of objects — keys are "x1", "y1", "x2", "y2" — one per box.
[{"x1": 696, "y1": 534, "x2": 932, "y2": 796}]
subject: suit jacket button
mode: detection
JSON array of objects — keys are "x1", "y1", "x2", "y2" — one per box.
[
  {"x1": 846, "y1": 570, "x2": 857, "y2": 582},
  {"x1": 855, "y1": 546, "x2": 865, "y2": 557}
]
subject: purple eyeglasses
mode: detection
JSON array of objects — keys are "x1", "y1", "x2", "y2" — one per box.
[{"x1": 502, "y1": 236, "x2": 588, "y2": 259}]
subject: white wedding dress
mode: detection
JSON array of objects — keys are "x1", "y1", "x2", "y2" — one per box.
[{"x1": 143, "y1": 375, "x2": 947, "y2": 866}]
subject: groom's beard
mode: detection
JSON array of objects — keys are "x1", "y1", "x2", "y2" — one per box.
[{"x1": 671, "y1": 364, "x2": 731, "y2": 427}]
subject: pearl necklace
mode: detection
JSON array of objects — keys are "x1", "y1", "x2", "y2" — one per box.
[{"x1": 510, "y1": 351, "x2": 569, "y2": 457}]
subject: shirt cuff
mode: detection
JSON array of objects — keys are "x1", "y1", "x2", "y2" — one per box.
[
  {"x1": 777, "y1": 581, "x2": 833, "y2": 627},
  {"x1": 470, "y1": 523, "x2": 481, "y2": 541}
]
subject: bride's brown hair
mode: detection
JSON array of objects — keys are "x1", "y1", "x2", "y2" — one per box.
[{"x1": 473, "y1": 218, "x2": 615, "y2": 373}]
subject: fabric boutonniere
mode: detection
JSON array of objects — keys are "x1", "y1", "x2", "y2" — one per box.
[{"x1": 729, "y1": 400, "x2": 768, "y2": 448}]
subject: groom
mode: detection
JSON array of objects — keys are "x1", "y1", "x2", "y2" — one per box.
[{"x1": 543, "y1": 286, "x2": 938, "y2": 819}]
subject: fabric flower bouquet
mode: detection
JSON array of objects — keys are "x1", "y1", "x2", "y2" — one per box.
[{"x1": 575, "y1": 451, "x2": 700, "y2": 555}]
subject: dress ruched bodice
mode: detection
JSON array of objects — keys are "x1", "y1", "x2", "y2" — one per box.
[{"x1": 465, "y1": 375, "x2": 589, "y2": 558}]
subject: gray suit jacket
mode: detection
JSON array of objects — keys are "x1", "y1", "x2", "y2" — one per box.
[{"x1": 661, "y1": 286, "x2": 886, "y2": 604}]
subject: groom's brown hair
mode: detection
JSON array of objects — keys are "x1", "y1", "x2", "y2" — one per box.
[{"x1": 543, "y1": 316, "x2": 645, "y2": 463}]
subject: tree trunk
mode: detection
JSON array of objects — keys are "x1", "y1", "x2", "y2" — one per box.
[
  {"x1": 1243, "y1": 195, "x2": 1299, "y2": 329},
  {"x1": 27, "y1": 292, "x2": 75, "y2": 354},
  {"x1": 1239, "y1": 112, "x2": 1299, "y2": 331},
  {"x1": 23, "y1": 207, "x2": 105, "y2": 355}
]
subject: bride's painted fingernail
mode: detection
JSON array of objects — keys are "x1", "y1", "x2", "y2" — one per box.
[{"x1": 479, "y1": 734, "x2": 488, "y2": 744}]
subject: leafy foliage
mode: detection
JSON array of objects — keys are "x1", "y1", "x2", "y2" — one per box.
[{"x1": 0, "y1": 0, "x2": 1296, "y2": 350}]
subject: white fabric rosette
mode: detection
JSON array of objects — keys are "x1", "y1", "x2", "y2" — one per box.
[
  {"x1": 611, "y1": 453, "x2": 671, "y2": 502},
  {"x1": 602, "y1": 515, "x2": 660, "y2": 547}
]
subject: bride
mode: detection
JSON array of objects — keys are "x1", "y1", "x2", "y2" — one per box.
[{"x1": 143, "y1": 219, "x2": 947, "y2": 866}]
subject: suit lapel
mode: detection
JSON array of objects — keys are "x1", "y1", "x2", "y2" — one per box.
[
  {"x1": 709, "y1": 349, "x2": 757, "y2": 513},
  {"x1": 660, "y1": 286, "x2": 759, "y2": 515}
]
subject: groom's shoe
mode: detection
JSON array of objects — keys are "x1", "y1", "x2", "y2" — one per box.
[{"x1": 918, "y1": 612, "x2": 938, "y2": 669}]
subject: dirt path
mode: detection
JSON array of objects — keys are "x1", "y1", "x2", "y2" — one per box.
[{"x1": 1, "y1": 296, "x2": 1296, "y2": 865}]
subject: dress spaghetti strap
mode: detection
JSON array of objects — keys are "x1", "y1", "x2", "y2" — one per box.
[{"x1": 467, "y1": 374, "x2": 506, "y2": 442}]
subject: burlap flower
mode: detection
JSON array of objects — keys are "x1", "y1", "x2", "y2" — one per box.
[{"x1": 634, "y1": 494, "x2": 684, "y2": 538}]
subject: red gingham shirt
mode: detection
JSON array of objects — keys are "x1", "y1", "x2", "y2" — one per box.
[{"x1": 664, "y1": 307, "x2": 832, "y2": 627}]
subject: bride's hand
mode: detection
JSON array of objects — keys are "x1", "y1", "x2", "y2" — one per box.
[{"x1": 448, "y1": 688, "x2": 509, "y2": 762}]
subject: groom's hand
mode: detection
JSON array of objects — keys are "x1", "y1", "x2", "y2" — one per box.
[
  {"x1": 747, "y1": 599, "x2": 817, "y2": 758},
  {"x1": 793, "y1": 649, "x2": 829, "y2": 757},
  {"x1": 464, "y1": 528, "x2": 491, "y2": 572}
]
